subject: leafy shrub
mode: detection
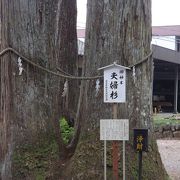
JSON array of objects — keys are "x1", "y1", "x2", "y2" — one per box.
[{"x1": 60, "y1": 117, "x2": 74, "y2": 144}]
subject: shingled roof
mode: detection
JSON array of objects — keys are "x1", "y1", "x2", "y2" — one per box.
[
  {"x1": 152, "y1": 25, "x2": 180, "y2": 36},
  {"x1": 78, "y1": 26, "x2": 180, "y2": 37}
]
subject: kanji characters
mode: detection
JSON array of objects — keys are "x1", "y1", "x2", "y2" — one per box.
[
  {"x1": 103, "y1": 68, "x2": 126, "y2": 102},
  {"x1": 134, "y1": 129, "x2": 148, "y2": 152},
  {"x1": 110, "y1": 81, "x2": 118, "y2": 89},
  {"x1": 137, "y1": 135, "x2": 144, "y2": 143},
  {"x1": 136, "y1": 143, "x2": 143, "y2": 151},
  {"x1": 111, "y1": 72, "x2": 118, "y2": 80},
  {"x1": 110, "y1": 91, "x2": 118, "y2": 99},
  {"x1": 136, "y1": 135, "x2": 144, "y2": 151},
  {"x1": 120, "y1": 70, "x2": 124, "y2": 74}
]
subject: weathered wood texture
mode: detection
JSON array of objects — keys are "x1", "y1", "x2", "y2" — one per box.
[
  {"x1": 83, "y1": 0, "x2": 153, "y2": 131},
  {"x1": 68, "y1": 1, "x2": 167, "y2": 179},
  {"x1": 0, "y1": 0, "x2": 77, "y2": 179}
]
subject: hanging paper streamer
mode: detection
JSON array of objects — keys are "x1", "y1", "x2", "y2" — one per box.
[
  {"x1": 18, "y1": 57, "x2": 23, "y2": 75},
  {"x1": 95, "y1": 79, "x2": 100, "y2": 97},
  {"x1": 62, "y1": 80, "x2": 68, "y2": 97},
  {"x1": 132, "y1": 66, "x2": 136, "y2": 83}
]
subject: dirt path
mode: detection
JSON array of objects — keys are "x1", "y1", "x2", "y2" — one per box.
[{"x1": 157, "y1": 140, "x2": 180, "y2": 180}]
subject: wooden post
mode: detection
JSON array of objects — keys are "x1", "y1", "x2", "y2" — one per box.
[
  {"x1": 112, "y1": 103, "x2": 119, "y2": 180},
  {"x1": 123, "y1": 140, "x2": 125, "y2": 180},
  {"x1": 174, "y1": 66, "x2": 178, "y2": 114},
  {"x1": 104, "y1": 140, "x2": 107, "y2": 180}
]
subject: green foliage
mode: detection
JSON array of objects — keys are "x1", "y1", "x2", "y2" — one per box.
[
  {"x1": 153, "y1": 115, "x2": 180, "y2": 127},
  {"x1": 34, "y1": 170, "x2": 45, "y2": 180},
  {"x1": 12, "y1": 118, "x2": 75, "y2": 179},
  {"x1": 60, "y1": 117, "x2": 74, "y2": 144}
]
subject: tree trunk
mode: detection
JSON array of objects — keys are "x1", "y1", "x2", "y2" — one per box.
[
  {"x1": 67, "y1": 0, "x2": 167, "y2": 179},
  {"x1": 0, "y1": 0, "x2": 77, "y2": 179}
]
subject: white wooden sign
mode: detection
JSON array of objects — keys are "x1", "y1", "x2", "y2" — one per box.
[
  {"x1": 98, "y1": 62, "x2": 130, "y2": 103},
  {"x1": 103, "y1": 66, "x2": 127, "y2": 103},
  {"x1": 100, "y1": 119, "x2": 129, "y2": 141}
]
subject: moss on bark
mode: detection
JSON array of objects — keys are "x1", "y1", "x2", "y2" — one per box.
[
  {"x1": 66, "y1": 129, "x2": 168, "y2": 180},
  {"x1": 11, "y1": 135, "x2": 61, "y2": 180}
]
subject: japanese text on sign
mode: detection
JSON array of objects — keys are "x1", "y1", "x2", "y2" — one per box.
[
  {"x1": 100, "y1": 119, "x2": 129, "y2": 141},
  {"x1": 104, "y1": 67, "x2": 126, "y2": 103},
  {"x1": 133, "y1": 129, "x2": 148, "y2": 152},
  {"x1": 136, "y1": 135, "x2": 144, "y2": 151}
]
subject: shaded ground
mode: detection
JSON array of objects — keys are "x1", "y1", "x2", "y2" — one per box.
[{"x1": 157, "y1": 140, "x2": 180, "y2": 180}]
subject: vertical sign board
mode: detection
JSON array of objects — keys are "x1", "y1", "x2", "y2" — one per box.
[
  {"x1": 133, "y1": 129, "x2": 148, "y2": 152},
  {"x1": 133, "y1": 129, "x2": 148, "y2": 180},
  {"x1": 104, "y1": 66, "x2": 126, "y2": 103}
]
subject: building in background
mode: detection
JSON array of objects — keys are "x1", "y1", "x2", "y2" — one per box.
[
  {"x1": 152, "y1": 25, "x2": 180, "y2": 51},
  {"x1": 77, "y1": 26, "x2": 180, "y2": 113},
  {"x1": 152, "y1": 26, "x2": 180, "y2": 113},
  {"x1": 77, "y1": 29, "x2": 85, "y2": 76}
]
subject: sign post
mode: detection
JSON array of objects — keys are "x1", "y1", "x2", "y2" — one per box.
[
  {"x1": 104, "y1": 140, "x2": 107, "y2": 180},
  {"x1": 133, "y1": 129, "x2": 148, "y2": 180},
  {"x1": 123, "y1": 139, "x2": 125, "y2": 180},
  {"x1": 100, "y1": 119, "x2": 129, "y2": 179},
  {"x1": 99, "y1": 62, "x2": 130, "y2": 180},
  {"x1": 138, "y1": 151, "x2": 142, "y2": 180},
  {"x1": 112, "y1": 103, "x2": 118, "y2": 180}
]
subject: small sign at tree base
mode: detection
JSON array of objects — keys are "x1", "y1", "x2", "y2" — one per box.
[
  {"x1": 133, "y1": 128, "x2": 148, "y2": 180},
  {"x1": 133, "y1": 129, "x2": 148, "y2": 152}
]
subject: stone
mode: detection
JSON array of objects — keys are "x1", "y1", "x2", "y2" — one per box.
[
  {"x1": 173, "y1": 131, "x2": 180, "y2": 138},
  {"x1": 163, "y1": 131, "x2": 173, "y2": 138},
  {"x1": 175, "y1": 125, "x2": 180, "y2": 131},
  {"x1": 158, "y1": 126, "x2": 164, "y2": 133},
  {"x1": 171, "y1": 125, "x2": 176, "y2": 132},
  {"x1": 155, "y1": 132, "x2": 163, "y2": 139},
  {"x1": 154, "y1": 127, "x2": 159, "y2": 132},
  {"x1": 163, "y1": 125, "x2": 171, "y2": 131},
  {"x1": 174, "y1": 116, "x2": 180, "y2": 120}
]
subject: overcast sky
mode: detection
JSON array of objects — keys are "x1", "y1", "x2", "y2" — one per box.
[{"x1": 77, "y1": 0, "x2": 180, "y2": 28}]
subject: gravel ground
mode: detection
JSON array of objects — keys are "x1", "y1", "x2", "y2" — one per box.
[{"x1": 157, "y1": 140, "x2": 180, "y2": 180}]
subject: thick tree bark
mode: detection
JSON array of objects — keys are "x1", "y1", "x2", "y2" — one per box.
[
  {"x1": 67, "y1": 0, "x2": 167, "y2": 179},
  {"x1": 0, "y1": 0, "x2": 77, "y2": 179}
]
